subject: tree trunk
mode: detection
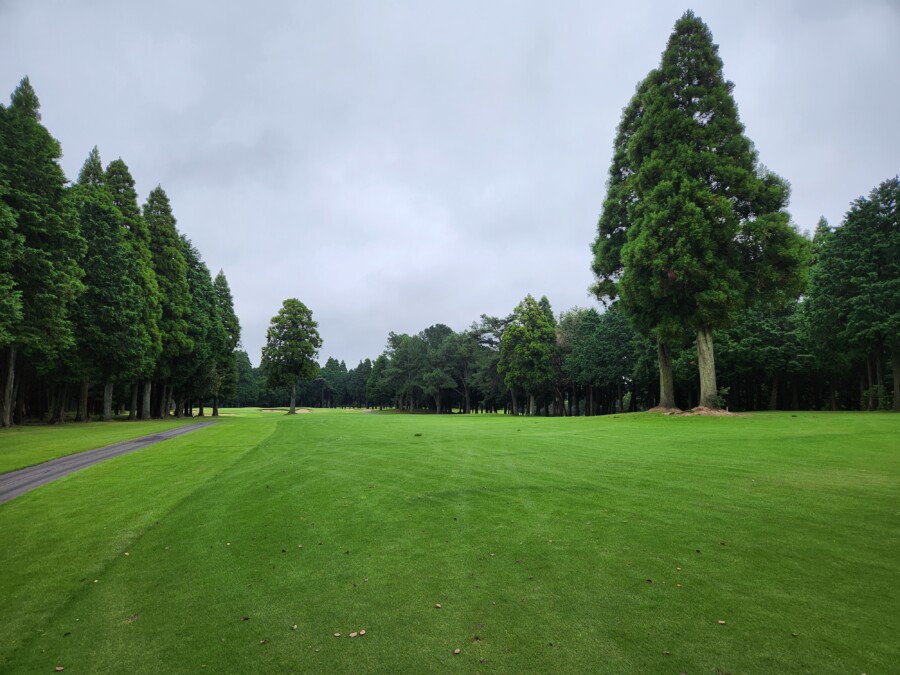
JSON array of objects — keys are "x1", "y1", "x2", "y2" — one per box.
[
  {"x1": 54, "y1": 384, "x2": 68, "y2": 424},
  {"x1": 528, "y1": 393, "x2": 536, "y2": 417},
  {"x1": 510, "y1": 390, "x2": 518, "y2": 416},
  {"x1": 76, "y1": 377, "x2": 90, "y2": 422},
  {"x1": 768, "y1": 373, "x2": 779, "y2": 410},
  {"x1": 141, "y1": 381, "x2": 152, "y2": 420},
  {"x1": 657, "y1": 341, "x2": 676, "y2": 409},
  {"x1": 155, "y1": 383, "x2": 165, "y2": 418},
  {"x1": 1, "y1": 345, "x2": 15, "y2": 428},
  {"x1": 696, "y1": 328, "x2": 718, "y2": 409},
  {"x1": 875, "y1": 349, "x2": 884, "y2": 409},
  {"x1": 289, "y1": 382, "x2": 297, "y2": 414},
  {"x1": 892, "y1": 346, "x2": 900, "y2": 412},
  {"x1": 212, "y1": 395, "x2": 219, "y2": 417},
  {"x1": 102, "y1": 380, "x2": 114, "y2": 421},
  {"x1": 198, "y1": 399, "x2": 204, "y2": 416},
  {"x1": 866, "y1": 354, "x2": 875, "y2": 411},
  {"x1": 791, "y1": 373, "x2": 800, "y2": 411},
  {"x1": 129, "y1": 383, "x2": 138, "y2": 420}
]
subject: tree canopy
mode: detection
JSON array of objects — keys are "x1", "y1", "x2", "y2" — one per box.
[
  {"x1": 591, "y1": 11, "x2": 808, "y2": 409},
  {"x1": 260, "y1": 299, "x2": 322, "y2": 414}
]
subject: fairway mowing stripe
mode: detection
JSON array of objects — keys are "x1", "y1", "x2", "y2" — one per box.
[
  {"x1": 0, "y1": 421, "x2": 217, "y2": 504},
  {"x1": 0, "y1": 418, "x2": 282, "y2": 670}
]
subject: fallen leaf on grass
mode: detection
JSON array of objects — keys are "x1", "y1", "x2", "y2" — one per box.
[
  {"x1": 55, "y1": 668, "x2": 64, "y2": 672},
  {"x1": 259, "y1": 639, "x2": 267, "y2": 645},
  {"x1": 453, "y1": 648, "x2": 461, "y2": 655},
  {"x1": 718, "y1": 620, "x2": 727, "y2": 625},
  {"x1": 291, "y1": 624, "x2": 298, "y2": 631},
  {"x1": 334, "y1": 632, "x2": 341, "y2": 637},
  {"x1": 360, "y1": 630, "x2": 366, "y2": 636},
  {"x1": 435, "y1": 603, "x2": 442, "y2": 609}
]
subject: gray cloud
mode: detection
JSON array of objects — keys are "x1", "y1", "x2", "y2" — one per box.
[{"x1": 2, "y1": 0, "x2": 898, "y2": 367}]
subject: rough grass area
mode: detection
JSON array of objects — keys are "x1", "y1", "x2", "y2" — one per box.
[
  {"x1": 0, "y1": 410, "x2": 897, "y2": 673},
  {"x1": 0, "y1": 417, "x2": 202, "y2": 474}
]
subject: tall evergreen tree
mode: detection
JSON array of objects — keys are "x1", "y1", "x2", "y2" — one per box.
[
  {"x1": 144, "y1": 186, "x2": 191, "y2": 417},
  {"x1": 211, "y1": 270, "x2": 241, "y2": 415},
  {"x1": 591, "y1": 13, "x2": 807, "y2": 409},
  {"x1": 807, "y1": 177, "x2": 900, "y2": 410},
  {"x1": 171, "y1": 236, "x2": 219, "y2": 416},
  {"x1": 0, "y1": 77, "x2": 85, "y2": 426},
  {"x1": 104, "y1": 158, "x2": 161, "y2": 419},
  {"x1": 68, "y1": 147, "x2": 146, "y2": 421},
  {"x1": 260, "y1": 299, "x2": 322, "y2": 414}
]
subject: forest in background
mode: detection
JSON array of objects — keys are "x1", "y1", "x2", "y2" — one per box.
[{"x1": 2, "y1": 53, "x2": 897, "y2": 423}]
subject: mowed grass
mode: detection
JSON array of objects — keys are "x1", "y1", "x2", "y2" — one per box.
[
  {"x1": 0, "y1": 410, "x2": 898, "y2": 673},
  {"x1": 0, "y1": 417, "x2": 202, "y2": 473}
]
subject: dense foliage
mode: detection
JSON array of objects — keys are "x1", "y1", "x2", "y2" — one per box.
[
  {"x1": 592, "y1": 12, "x2": 809, "y2": 408},
  {"x1": 0, "y1": 78, "x2": 242, "y2": 424},
  {"x1": 0, "y1": 72, "x2": 894, "y2": 420}
]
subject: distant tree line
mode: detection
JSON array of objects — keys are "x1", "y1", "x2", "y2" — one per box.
[
  {"x1": 0, "y1": 78, "x2": 241, "y2": 425},
  {"x1": 235, "y1": 206, "x2": 897, "y2": 416}
]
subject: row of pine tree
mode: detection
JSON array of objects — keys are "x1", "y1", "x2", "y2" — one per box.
[{"x1": 1, "y1": 77, "x2": 241, "y2": 426}]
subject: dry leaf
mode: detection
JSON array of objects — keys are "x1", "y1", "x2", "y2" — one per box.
[
  {"x1": 334, "y1": 632, "x2": 341, "y2": 637},
  {"x1": 435, "y1": 603, "x2": 442, "y2": 609},
  {"x1": 453, "y1": 648, "x2": 461, "y2": 655},
  {"x1": 259, "y1": 639, "x2": 267, "y2": 644},
  {"x1": 291, "y1": 624, "x2": 298, "y2": 631},
  {"x1": 718, "y1": 620, "x2": 727, "y2": 625},
  {"x1": 349, "y1": 632, "x2": 358, "y2": 638},
  {"x1": 359, "y1": 630, "x2": 366, "y2": 636}
]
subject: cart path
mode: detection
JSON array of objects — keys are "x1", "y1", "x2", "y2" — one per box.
[{"x1": 0, "y1": 420, "x2": 218, "y2": 504}]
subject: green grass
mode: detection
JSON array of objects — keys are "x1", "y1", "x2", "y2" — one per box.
[
  {"x1": 0, "y1": 410, "x2": 897, "y2": 673},
  {"x1": 0, "y1": 417, "x2": 203, "y2": 474}
]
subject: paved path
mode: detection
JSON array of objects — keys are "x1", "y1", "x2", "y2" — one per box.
[{"x1": 0, "y1": 420, "x2": 217, "y2": 504}]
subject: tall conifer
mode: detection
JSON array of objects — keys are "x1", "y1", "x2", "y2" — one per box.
[
  {"x1": 591, "y1": 12, "x2": 807, "y2": 409},
  {"x1": 0, "y1": 78, "x2": 85, "y2": 426},
  {"x1": 144, "y1": 186, "x2": 191, "y2": 417}
]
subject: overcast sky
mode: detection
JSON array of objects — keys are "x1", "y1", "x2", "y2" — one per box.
[{"x1": 2, "y1": 1, "x2": 898, "y2": 368}]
